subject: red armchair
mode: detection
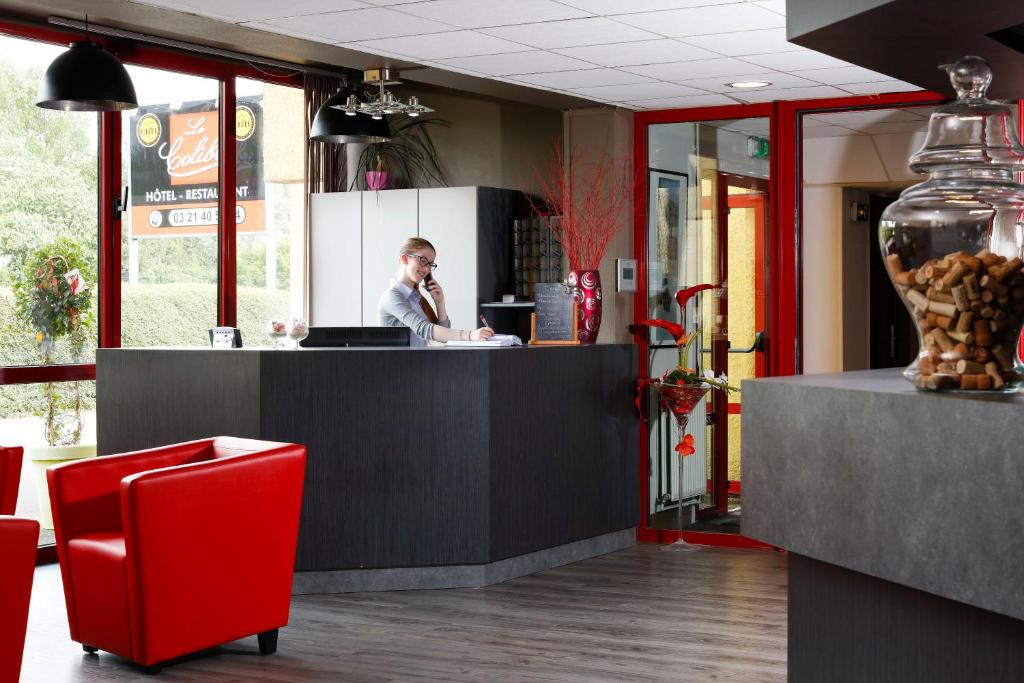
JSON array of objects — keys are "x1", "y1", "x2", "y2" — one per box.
[
  {"x1": 1, "y1": 445, "x2": 23, "y2": 515},
  {"x1": 0, "y1": 516, "x2": 39, "y2": 683},
  {"x1": 47, "y1": 437, "x2": 306, "y2": 673}
]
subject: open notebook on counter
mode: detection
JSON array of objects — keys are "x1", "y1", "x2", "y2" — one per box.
[{"x1": 446, "y1": 334, "x2": 522, "y2": 348}]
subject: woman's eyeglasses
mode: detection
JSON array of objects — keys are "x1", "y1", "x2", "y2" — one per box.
[{"x1": 407, "y1": 253, "x2": 438, "y2": 270}]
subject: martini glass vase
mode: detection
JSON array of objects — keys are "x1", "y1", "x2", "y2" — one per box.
[{"x1": 654, "y1": 382, "x2": 711, "y2": 550}]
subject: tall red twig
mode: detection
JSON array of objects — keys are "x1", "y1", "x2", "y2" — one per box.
[{"x1": 526, "y1": 145, "x2": 634, "y2": 272}]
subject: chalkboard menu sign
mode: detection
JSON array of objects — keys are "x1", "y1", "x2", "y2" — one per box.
[{"x1": 530, "y1": 283, "x2": 580, "y2": 345}]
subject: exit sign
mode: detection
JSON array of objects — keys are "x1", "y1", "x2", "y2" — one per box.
[{"x1": 747, "y1": 136, "x2": 770, "y2": 159}]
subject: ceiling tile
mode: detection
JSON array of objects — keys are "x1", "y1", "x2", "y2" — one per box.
[
  {"x1": 807, "y1": 109, "x2": 923, "y2": 127},
  {"x1": 801, "y1": 116, "x2": 834, "y2": 128},
  {"x1": 624, "y1": 57, "x2": 767, "y2": 81},
  {"x1": 257, "y1": 7, "x2": 455, "y2": 42},
  {"x1": 614, "y1": 5, "x2": 785, "y2": 37},
  {"x1": 569, "y1": 81, "x2": 704, "y2": 100},
  {"x1": 435, "y1": 51, "x2": 595, "y2": 75},
  {"x1": 393, "y1": 0, "x2": 590, "y2": 28},
  {"x1": 558, "y1": 0, "x2": 737, "y2": 14},
  {"x1": 751, "y1": 0, "x2": 786, "y2": 15},
  {"x1": 680, "y1": 27, "x2": 796, "y2": 56},
  {"x1": 167, "y1": 0, "x2": 368, "y2": 22},
  {"x1": 512, "y1": 68, "x2": 653, "y2": 89},
  {"x1": 794, "y1": 65, "x2": 895, "y2": 85},
  {"x1": 838, "y1": 80, "x2": 924, "y2": 94},
  {"x1": 740, "y1": 49, "x2": 851, "y2": 72},
  {"x1": 553, "y1": 39, "x2": 716, "y2": 66},
  {"x1": 361, "y1": 0, "x2": 423, "y2": 4},
  {"x1": 802, "y1": 126, "x2": 861, "y2": 138},
  {"x1": 678, "y1": 72, "x2": 818, "y2": 92},
  {"x1": 482, "y1": 17, "x2": 660, "y2": 49},
  {"x1": 850, "y1": 120, "x2": 930, "y2": 135},
  {"x1": 354, "y1": 31, "x2": 530, "y2": 60},
  {"x1": 242, "y1": 20, "x2": 335, "y2": 43},
  {"x1": 731, "y1": 85, "x2": 850, "y2": 102},
  {"x1": 626, "y1": 93, "x2": 740, "y2": 109}
]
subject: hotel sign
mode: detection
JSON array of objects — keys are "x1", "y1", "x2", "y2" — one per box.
[{"x1": 129, "y1": 97, "x2": 265, "y2": 237}]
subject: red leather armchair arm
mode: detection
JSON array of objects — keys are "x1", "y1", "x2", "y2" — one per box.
[
  {"x1": 119, "y1": 444, "x2": 306, "y2": 665},
  {"x1": 1, "y1": 446, "x2": 23, "y2": 515},
  {"x1": 48, "y1": 439, "x2": 214, "y2": 543},
  {"x1": 0, "y1": 516, "x2": 40, "y2": 683}
]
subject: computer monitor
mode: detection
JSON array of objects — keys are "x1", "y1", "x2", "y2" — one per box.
[{"x1": 299, "y1": 327, "x2": 411, "y2": 348}]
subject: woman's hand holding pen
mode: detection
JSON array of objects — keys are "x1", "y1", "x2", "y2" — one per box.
[{"x1": 470, "y1": 327, "x2": 494, "y2": 341}]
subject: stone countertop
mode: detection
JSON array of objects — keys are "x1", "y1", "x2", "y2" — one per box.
[{"x1": 742, "y1": 368, "x2": 1024, "y2": 621}]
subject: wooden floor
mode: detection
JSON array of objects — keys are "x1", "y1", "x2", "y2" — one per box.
[{"x1": 21, "y1": 544, "x2": 787, "y2": 682}]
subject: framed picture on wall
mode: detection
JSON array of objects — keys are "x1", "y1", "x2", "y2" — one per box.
[{"x1": 646, "y1": 169, "x2": 688, "y2": 346}]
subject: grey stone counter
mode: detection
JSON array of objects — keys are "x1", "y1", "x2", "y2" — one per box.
[{"x1": 742, "y1": 368, "x2": 1024, "y2": 621}]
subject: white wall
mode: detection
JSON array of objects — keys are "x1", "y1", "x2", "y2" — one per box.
[{"x1": 801, "y1": 131, "x2": 926, "y2": 374}]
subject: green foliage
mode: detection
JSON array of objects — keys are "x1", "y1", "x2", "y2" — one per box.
[
  {"x1": 0, "y1": 58, "x2": 97, "y2": 284},
  {"x1": 350, "y1": 117, "x2": 451, "y2": 190}
]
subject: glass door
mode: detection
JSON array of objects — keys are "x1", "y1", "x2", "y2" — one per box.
[{"x1": 644, "y1": 117, "x2": 769, "y2": 537}]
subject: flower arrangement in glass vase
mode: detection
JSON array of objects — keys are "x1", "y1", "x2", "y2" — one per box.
[{"x1": 631, "y1": 284, "x2": 738, "y2": 544}]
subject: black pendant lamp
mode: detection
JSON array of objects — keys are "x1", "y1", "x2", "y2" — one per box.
[
  {"x1": 37, "y1": 40, "x2": 138, "y2": 112},
  {"x1": 310, "y1": 91, "x2": 390, "y2": 144}
]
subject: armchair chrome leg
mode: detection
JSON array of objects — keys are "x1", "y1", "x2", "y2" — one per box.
[
  {"x1": 257, "y1": 628, "x2": 278, "y2": 655},
  {"x1": 82, "y1": 644, "x2": 98, "y2": 654}
]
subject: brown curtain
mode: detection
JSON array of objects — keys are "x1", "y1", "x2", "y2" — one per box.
[{"x1": 303, "y1": 74, "x2": 347, "y2": 318}]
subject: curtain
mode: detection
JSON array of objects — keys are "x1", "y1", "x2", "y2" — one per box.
[{"x1": 303, "y1": 74, "x2": 347, "y2": 318}]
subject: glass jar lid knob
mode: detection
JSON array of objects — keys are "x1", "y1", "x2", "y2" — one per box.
[{"x1": 942, "y1": 55, "x2": 991, "y2": 101}]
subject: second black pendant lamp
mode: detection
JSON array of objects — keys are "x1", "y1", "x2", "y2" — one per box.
[
  {"x1": 37, "y1": 39, "x2": 138, "y2": 112},
  {"x1": 310, "y1": 90, "x2": 390, "y2": 144}
]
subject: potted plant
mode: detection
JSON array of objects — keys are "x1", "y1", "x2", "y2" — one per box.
[
  {"x1": 350, "y1": 117, "x2": 450, "y2": 191},
  {"x1": 12, "y1": 237, "x2": 97, "y2": 528}
]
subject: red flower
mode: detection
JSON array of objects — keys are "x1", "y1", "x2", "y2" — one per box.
[
  {"x1": 675, "y1": 434, "x2": 695, "y2": 457},
  {"x1": 636, "y1": 318, "x2": 685, "y2": 343},
  {"x1": 675, "y1": 284, "x2": 718, "y2": 311}
]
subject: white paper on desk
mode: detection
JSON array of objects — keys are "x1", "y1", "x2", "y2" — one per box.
[{"x1": 446, "y1": 334, "x2": 522, "y2": 348}]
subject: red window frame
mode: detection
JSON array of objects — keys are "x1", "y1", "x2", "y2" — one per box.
[{"x1": 0, "y1": 15, "x2": 303, "y2": 387}]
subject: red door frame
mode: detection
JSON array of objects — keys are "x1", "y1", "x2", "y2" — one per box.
[
  {"x1": 633, "y1": 91, "x2": 949, "y2": 547},
  {"x1": 633, "y1": 103, "x2": 775, "y2": 547}
]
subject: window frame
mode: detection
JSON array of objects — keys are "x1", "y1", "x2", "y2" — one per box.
[{"x1": 0, "y1": 16, "x2": 304, "y2": 387}]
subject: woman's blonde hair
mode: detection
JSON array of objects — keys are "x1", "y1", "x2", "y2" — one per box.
[{"x1": 400, "y1": 236, "x2": 435, "y2": 256}]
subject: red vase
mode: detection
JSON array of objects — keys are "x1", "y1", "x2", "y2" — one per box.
[{"x1": 568, "y1": 269, "x2": 602, "y2": 344}]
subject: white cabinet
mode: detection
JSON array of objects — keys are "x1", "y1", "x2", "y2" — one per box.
[
  {"x1": 310, "y1": 186, "x2": 522, "y2": 333},
  {"x1": 360, "y1": 189, "x2": 418, "y2": 326},
  {"x1": 418, "y1": 187, "x2": 478, "y2": 330},
  {"x1": 310, "y1": 192, "x2": 361, "y2": 327}
]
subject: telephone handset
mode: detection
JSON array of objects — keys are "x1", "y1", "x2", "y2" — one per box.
[{"x1": 422, "y1": 273, "x2": 434, "y2": 291}]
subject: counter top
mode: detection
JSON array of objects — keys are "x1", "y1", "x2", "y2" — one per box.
[{"x1": 742, "y1": 368, "x2": 1024, "y2": 621}]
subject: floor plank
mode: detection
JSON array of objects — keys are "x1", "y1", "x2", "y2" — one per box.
[{"x1": 21, "y1": 544, "x2": 787, "y2": 682}]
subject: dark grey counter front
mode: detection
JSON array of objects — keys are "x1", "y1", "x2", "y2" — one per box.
[
  {"x1": 97, "y1": 345, "x2": 638, "y2": 589},
  {"x1": 742, "y1": 369, "x2": 1024, "y2": 681}
]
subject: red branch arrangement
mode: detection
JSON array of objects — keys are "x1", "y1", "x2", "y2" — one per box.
[{"x1": 525, "y1": 145, "x2": 634, "y2": 271}]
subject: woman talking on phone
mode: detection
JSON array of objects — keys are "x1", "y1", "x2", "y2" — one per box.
[{"x1": 378, "y1": 237, "x2": 494, "y2": 347}]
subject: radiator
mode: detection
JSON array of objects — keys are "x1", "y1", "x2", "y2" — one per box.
[{"x1": 649, "y1": 392, "x2": 708, "y2": 513}]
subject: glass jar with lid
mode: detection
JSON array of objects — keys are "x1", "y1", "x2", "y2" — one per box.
[{"x1": 879, "y1": 56, "x2": 1024, "y2": 392}]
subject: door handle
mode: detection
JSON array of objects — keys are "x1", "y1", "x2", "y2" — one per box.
[{"x1": 703, "y1": 330, "x2": 767, "y2": 354}]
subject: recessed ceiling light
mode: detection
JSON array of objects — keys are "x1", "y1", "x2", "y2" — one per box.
[{"x1": 726, "y1": 80, "x2": 772, "y2": 89}]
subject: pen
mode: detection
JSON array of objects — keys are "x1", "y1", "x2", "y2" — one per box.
[{"x1": 479, "y1": 314, "x2": 492, "y2": 328}]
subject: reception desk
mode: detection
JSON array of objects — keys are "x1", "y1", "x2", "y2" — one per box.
[
  {"x1": 743, "y1": 369, "x2": 1024, "y2": 682},
  {"x1": 97, "y1": 345, "x2": 638, "y2": 592}
]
